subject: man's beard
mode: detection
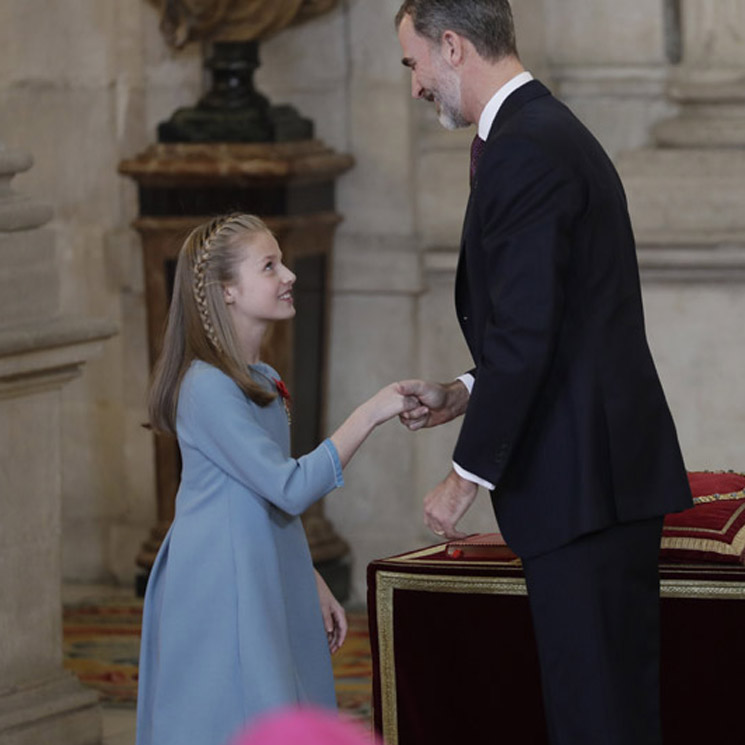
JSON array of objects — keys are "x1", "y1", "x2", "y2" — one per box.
[
  {"x1": 432, "y1": 65, "x2": 469, "y2": 130},
  {"x1": 437, "y1": 98, "x2": 468, "y2": 130}
]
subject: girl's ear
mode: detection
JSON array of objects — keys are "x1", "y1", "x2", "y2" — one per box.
[{"x1": 223, "y1": 284, "x2": 235, "y2": 304}]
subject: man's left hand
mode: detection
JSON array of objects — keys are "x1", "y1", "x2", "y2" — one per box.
[{"x1": 424, "y1": 469, "x2": 479, "y2": 540}]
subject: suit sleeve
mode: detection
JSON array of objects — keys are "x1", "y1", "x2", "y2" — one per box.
[
  {"x1": 179, "y1": 366, "x2": 344, "y2": 515},
  {"x1": 452, "y1": 137, "x2": 585, "y2": 486}
]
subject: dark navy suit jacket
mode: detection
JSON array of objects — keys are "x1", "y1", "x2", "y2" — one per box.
[{"x1": 453, "y1": 80, "x2": 692, "y2": 558}]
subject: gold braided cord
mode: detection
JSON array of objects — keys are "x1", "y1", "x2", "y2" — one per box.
[{"x1": 192, "y1": 215, "x2": 240, "y2": 353}]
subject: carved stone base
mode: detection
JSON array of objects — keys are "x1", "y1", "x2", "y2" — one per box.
[{"x1": 0, "y1": 672, "x2": 101, "y2": 745}]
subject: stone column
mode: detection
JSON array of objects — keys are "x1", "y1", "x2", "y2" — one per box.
[
  {"x1": 616, "y1": 2, "x2": 745, "y2": 469},
  {"x1": 545, "y1": 0, "x2": 676, "y2": 158},
  {"x1": 0, "y1": 142, "x2": 115, "y2": 745}
]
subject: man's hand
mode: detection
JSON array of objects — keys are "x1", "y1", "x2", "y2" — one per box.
[
  {"x1": 424, "y1": 469, "x2": 479, "y2": 540},
  {"x1": 398, "y1": 379, "x2": 469, "y2": 430}
]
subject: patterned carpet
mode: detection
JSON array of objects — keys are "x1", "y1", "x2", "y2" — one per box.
[{"x1": 62, "y1": 596, "x2": 372, "y2": 723}]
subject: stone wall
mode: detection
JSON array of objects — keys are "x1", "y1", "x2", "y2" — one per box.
[{"x1": 618, "y1": 0, "x2": 745, "y2": 473}]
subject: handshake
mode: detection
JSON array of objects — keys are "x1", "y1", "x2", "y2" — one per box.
[{"x1": 366, "y1": 378, "x2": 471, "y2": 430}]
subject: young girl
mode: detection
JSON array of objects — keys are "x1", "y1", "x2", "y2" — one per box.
[{"x1": 136, "y1": 214, "x2": 415, "y2": 745}]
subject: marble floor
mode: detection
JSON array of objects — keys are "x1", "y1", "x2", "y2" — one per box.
[{"x1": 101, "y1": 707, "x2": 137, "y2": 745}]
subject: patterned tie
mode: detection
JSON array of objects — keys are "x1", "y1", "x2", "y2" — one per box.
[{"x1": 470, "y1": 134, "x2": 486, "y2": 187}]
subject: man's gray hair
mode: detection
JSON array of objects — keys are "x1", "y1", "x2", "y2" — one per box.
[{"x1": 395, "y1": 0, "x2": 518, "y2": 61}]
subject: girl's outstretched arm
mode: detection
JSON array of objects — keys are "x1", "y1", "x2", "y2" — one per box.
[
  {"x1": 330, "y1": 383, "x2": 417, "y2": 468},
  {"x1": 180, "y1": 366, "x2": 418, "y2": 515}
]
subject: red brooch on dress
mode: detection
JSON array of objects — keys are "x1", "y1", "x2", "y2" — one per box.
[{"x1": 273, "y1": 378, "x2": 292, "y2": 425}]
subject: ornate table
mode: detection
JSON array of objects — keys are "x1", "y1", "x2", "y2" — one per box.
[{"x1": 368, "y1": 541, "x2": 745, "y2": 745}]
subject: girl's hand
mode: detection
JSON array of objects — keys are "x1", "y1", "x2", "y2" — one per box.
[
  {"x1": 315, "y1": 570, "x2": 348, "y2": 654},
  {"x1": 365, "y1": 383, "x2": 420, "y2": 426},
  {"x1": 329, "y1": 383, "x2": 420, "y2": 468}
]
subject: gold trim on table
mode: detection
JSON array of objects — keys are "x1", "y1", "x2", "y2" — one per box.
[{"x1": 374, "y1": 570, "x2": 529, "y2": 745}]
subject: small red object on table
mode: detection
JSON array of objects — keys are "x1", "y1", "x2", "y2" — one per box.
[{"x1": 367, "y1": 533, "x2": 745, "y2": 745}]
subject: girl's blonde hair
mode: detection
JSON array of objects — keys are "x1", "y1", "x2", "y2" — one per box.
[{"x1": 148, "y1": 213, "x2": 277, "y2": 434}]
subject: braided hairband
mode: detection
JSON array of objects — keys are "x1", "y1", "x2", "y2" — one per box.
[{"x1": 192, "y1": 215, "x2": 240, "y2": 353}]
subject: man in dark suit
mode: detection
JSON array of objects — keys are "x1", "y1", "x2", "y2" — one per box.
[{"x1": 395, "y1": 2, "x2": 693, "y2": 743}]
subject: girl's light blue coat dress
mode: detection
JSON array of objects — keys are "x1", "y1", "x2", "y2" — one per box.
[{"x1": 136, "y1": 361, "x2": 344, "y2": 745}]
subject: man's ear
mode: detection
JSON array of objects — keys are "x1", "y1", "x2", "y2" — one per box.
[{"x1": 441, "y1": 30, "x2": 465, "y2": 67}]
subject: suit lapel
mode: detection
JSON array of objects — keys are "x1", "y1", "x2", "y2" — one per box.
[{"x1": 456, "y1": 80, "x2": 552, "y2": 350}]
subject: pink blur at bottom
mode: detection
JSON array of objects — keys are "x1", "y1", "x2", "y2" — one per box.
[{"x1": 230, "y1": 707, "x2": 380, "y2": 745}]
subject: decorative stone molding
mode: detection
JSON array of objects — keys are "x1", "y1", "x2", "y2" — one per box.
[
  {"x1": 422, "y1": 248, "x2": 458, "y2": 277},
  {"x1": 637, "y1": 243, "x2": 745, "y2": 283},
  {"x1": 620, "y1": 148, "x2": 745, "y2": 241},
  {"x1": 551, "y1": 65, "x2": 670, "y2": 99},
  {"x1": 0, "y1": 145, "x2": 53, "y2": 232},
  {"x1": 548, "y1": 64, "x2": 679, "y2": 160},
  {"x1": 0, "y1": 673, "x2": 100, "y2": 745},
  {"x1": 0, "y1": 317, "x2": 117, "y2": 399}
]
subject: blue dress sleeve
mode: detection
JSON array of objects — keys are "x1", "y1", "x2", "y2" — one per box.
[{"x1": 177, "y1": 364, "x2": 343, "y2": 516}]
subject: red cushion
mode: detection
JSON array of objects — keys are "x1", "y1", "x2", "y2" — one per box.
[
  {"x1": 661, "y1": 471, "x2": 745, "y2": 564},
  {"x1": 687, "y1": 471, "x2": 745, "y2": 501}
]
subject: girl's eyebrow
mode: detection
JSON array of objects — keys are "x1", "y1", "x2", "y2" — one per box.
[
  {"x1": 256, "y1": 251, "x2": 282, "y2": 264},
  {"x1": 257, "y1": 248, "x2": 281, "y2": 260}
]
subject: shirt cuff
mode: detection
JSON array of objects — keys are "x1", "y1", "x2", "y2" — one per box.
[
  {"x1": 322, "y1": 438, "x2": 345, "y2": 488},
  {"x1": 453, "y1": 460, "x2": 496, "y2": 491},
  {"x1": 457, "y1": 373, "x2": 475, "y2": 394}
]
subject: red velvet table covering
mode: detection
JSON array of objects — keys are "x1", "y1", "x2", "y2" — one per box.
[{"x1": 367, "y1": 542, "x2": 745, "y2": 745}]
